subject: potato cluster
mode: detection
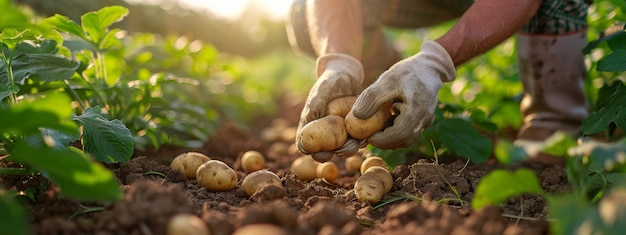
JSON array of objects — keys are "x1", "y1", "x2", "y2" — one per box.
[
  {"x1": 297, "y1": 96, "x2": 393, "y2": 161},
  {"x1": 170, "y1": 152, "x2": 237, "y2": 192},
  {"x1": 170, "y1": 150, "x2": 287, "y2": 199},
  {"x1": 289, "y1": 155, "x2": 339, "y2": 182}
]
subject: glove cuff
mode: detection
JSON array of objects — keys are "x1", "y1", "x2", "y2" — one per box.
[
  {"x1": 418, "y1": 40, "x2": 456, "y2": 82},
  {"x1": 316, "y1": 53, "x2": 365, "y2": 85}
]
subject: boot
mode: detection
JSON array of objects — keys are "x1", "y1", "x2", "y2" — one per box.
[{"x1": 514, "y1": 30, "x2": 589, "y2": 165}]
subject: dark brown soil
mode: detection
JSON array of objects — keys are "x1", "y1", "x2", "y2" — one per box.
[{"x1": 6, "y1": 100, "x2": 571, "y2": 235}]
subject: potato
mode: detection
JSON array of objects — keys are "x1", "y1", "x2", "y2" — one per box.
[
  {"x1": 287, "y1": 143, "x2": 301, "y2": 156},
  {"x1": 196, "y1": 160, "x2": 238, "y2": 191},
  {"x1": 327, "y1": 96, "x2": 357, "y2": 117},
  {"x1": 241, "y1": 170, "x2": 283, "y2": 197},
  {"x1": 364, "y1": 166, "x2": 393, "y2": 193},
  {"x1": 298, "y1": 115, "x2": 348, "y2": 153},
  {"x1": 316, "y1": 162, "x2": 338, "y2": 181},
  {"x1": 241, "y1": 150, "x2": 266, "y2": 173},
  {"x1": 345, "y1": 155, "x2": 364, "y2": 172},
  {"x1": 360, "y1": 156, "x2": 388, "y2": 175},
  {"x1": 269, "y1": 142, "x2": 289, "y2": 156},
  {"x1": 354, "y1": 166, "x2": 393, "y2": 203},
  {"x1": 280, "y1": 127, "x2": 298, "y2": 143},
  {"x1": 170, "y1": 152, "x2": 211, "y2": 179},
  {"x1": 166, "y1": 214, "x2": 210, "y2": 235},
  {"x1": 344, "y1": 102, "x2": 393, "y2": 140},
  {"x1": 233, "y1": 224, "x2": 287, "y2": 235},
  {"x1": 260, "y1": 127, "x2": 282, "y2": 143},
  {"x1": 290, "y1": 155, "x2": 319, "y2": 181}
]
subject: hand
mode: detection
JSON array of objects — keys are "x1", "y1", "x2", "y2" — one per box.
[
  {"x1": 296, "y1": 54, "x2": 364, "y2": 155},
  {"x1": 351, "y1": 40, "x2": 455, "y2": 149}
]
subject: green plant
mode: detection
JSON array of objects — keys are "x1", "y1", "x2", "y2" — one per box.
[
  {"x1": 473, "y1": 3, "x2": 626, "y2": 233},
  {"x1": 0, "y1": 2, "x2": 139, "y2": 234}
]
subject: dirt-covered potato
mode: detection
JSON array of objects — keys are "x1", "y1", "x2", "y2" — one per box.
[
  {"x1": 290, "y1": 155, "x2": 319, "y2": 181},
  {"x1": 241, "y1": 169, "x2": 283, "y2": 197},
  {"x1": 360, "y1": 156, "x2": 388, "y2": 175},
  {"x1": 166, "y1": 214, "x2": 209, "y2": 235},
  {"x1": 170, "y1": 152, "x2": 211, "y2": 179},
  {"x1": 365, "y1": 166, "x2": 393, "y2": 193},
  {"x1": 298, "y1": 115, "x2": 348, "y2": 153},
  {"x1": 345, "y1": 155, "x2": 364, "y2": 173},
  {"x1": 344, "y1": 102, "x2": 393, "y2": 140},
  {"x1": 316, "y1": 161, "x2": 338, "y2": 181},
  {"x1": 241, "y1": 150, "x2": 266, "y2": 173},
  {"x1": 196, "y1": 160, "x2": 238, "y2": 191},
  {"x1": 327, "y1": 96, "x2": 357, "y2": 117},
  {"x1": 354, "y1": 166, "x2": 393, "y2": 203}
]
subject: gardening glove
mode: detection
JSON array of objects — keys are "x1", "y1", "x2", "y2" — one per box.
[
  {"x1": 296, "y1": 53, "x2": 364, "y2": 157},
  {"x1": 351, "y1": 40, "x2": 455, "y2": 149}
]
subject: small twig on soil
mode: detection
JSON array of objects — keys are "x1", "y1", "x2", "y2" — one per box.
[
  {"x1": 431, "y1": 140, "x2": 465, "y2": 206},
  {"x1": 144, "y1": 171, "x2": 169, "y2": 180},
  {"x1": 516, "y1": 200, "x2": 524, "y2": 226},
  {"x1": 455, "y1": 158, "x2": 471, "y2": 176},
  {"x1": 435, "y1": 197, "x2": 470, "y2": 205},
  {"x1": 68, "y1": 207, "x2": 106, "y2": 220},
  {"x1": 373, "y1": 195, "x2": 408, "y2": 210},
  {"x1": 139, "y1": 222, "x2": 153, "y2": 235},
  {"x1": 501, "y1": 213, "x2": 554, "y2": 222}
]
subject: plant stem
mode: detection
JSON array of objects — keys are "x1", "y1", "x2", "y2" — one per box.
[
  {"x1": 92, "y1": 51, "x2": 114, "y2": 117},
  {"x1": 63, "y1": 80, "x2": 86, "y2": 112},
  {"x1": 0, "y1": 48, "x2": 17, "y2": 104},
  {"x1": 78, "y1": 73, "x2": 106, "y2": 109}
]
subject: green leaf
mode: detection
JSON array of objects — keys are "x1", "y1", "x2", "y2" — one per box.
[
  {"x1": 99, "y1": 28, "x2": 123, "y2": 50},
  {"x1": 568, "y1": 138, "x2": 626, "y2": 172},
  {"x1": 423, "y1": 118, "x2": 492, "y2": 163},
  {"x1": 73, "y1": 107, "x2": 134, "y2": 163},
  {"x1": 584, "y1": 31, "x2": 626, "y2": 54},
  {"x1": 81, "y1": 6, "x2": 129, "y2": 46},
  {"x1": 582, "y1": 82, "x2": 626, "y2": 134},
  {"x1": 597, "y1": 50, "x2": 626, "y2": 72},
  {"x1": 24, "y1": 128, "x2": 81, "y2": 149},
  {"x1": 1, "y1": 28, "x2": 29, "y2": 50},
  {"x1": 44, "y1": 14, "x2": 86, "y2": 39},
  {"x1": 494, "y1": 139, "x2": 528, "y2": 164},
  {"x1": 472, "y1": 169, "x2": 544, "y2": 210},
  {"x1": 0, "y1": 190, "x2": 31, "y2": 235},
  {"x1": 542, "y1": 132, "x2": 578, "y2": 157},
  {"x1": 598, "y1": 187, "x2": 626, "y2": 234},
  {"x1": 11, "y1": 143, "x2": 122, "y2": 202},
  {"x1": 607, "y1": 31, "x2": 626, "y2": 51},
  {"x1": 0, "y1": 93, "x2": 78, "y2": 136},
  {"x1": 0, "y1": 83, "x2": 18, "y2": 101},
  {"x1": 548, "y1": 193, "x2": 600, "y2": 235},
  {"x1": 0, "y1": 40, "x2": 79, "y2": 83},
  {"x1": 8, "y1": 53, "x2": 79, "y2": 83},
  {"x1": 368, "y1": 146, "x2": 411, "y2": 170},
  {"x1": 0, "y1": 0, "x2": 29, "y2": 30}
]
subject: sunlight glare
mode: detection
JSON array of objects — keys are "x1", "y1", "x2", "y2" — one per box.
[{"x1": 179, "y1": 0, "x2": 291, "y2": 20}]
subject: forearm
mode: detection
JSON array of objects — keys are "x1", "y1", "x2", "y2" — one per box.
[
  {"x1": 306, "y1": 0, "x2": 363, "y2": 60},
  {"x1": 436, "y1": 0, "x2": 542, "y2": 67}
]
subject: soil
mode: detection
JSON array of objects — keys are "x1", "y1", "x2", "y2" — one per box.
[{"x1": 4, "y1": 99, "x2": 572, "y2": 235}]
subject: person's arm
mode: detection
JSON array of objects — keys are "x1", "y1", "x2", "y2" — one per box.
[
  {"x1": 436, "y1": 0, "x2": 543, "y2": 66},
  {"x1": 306, "y1": 0, "x2": 363, "y2": 60}
]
